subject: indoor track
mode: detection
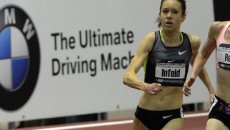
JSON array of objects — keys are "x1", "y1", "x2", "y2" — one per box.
[{"x1": 16, "y1": 111, "x2": 208, "y2": 130}]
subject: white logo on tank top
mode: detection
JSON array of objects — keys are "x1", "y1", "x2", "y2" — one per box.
[{"x1": 178, "y1": 50, "x2": 188, "y2": 55}]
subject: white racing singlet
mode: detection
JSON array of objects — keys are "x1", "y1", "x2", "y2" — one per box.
[{"x1": 217, "y1": 22, "x2": 230, "y2": 70}]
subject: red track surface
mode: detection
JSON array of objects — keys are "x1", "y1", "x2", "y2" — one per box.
[{"x1": 16, "y1": 111, "x2": 208, "y2": 130}]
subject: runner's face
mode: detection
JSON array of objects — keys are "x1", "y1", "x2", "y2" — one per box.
[{"x1": 159, "y1": 0, "x2": 185, "y2": 31}]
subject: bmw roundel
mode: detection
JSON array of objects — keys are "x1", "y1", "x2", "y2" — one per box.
[{"x1": 0, "y1": 5, "x2": 40, "y2": 111}]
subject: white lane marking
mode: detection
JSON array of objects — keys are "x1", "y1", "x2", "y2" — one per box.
[{"x1": 35, "y1": 112, "x2": 208, "y2": 130}]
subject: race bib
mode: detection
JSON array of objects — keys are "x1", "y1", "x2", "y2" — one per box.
[
  {"x1": 154, "y1": 60, "x2": 187, "y2": 86},
  {"x1": 217, "y1": 43, "x2": 230, "y2": 69}
]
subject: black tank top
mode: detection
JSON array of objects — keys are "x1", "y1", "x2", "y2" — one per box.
[{"x1": 144, "y1": 31, "x2": 192, "y2": 87}]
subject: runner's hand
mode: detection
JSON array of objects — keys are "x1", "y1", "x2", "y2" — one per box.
[
  {"x1": 144, "y1": 83, "x2": 162, "y2": 96},
  {"x1": 183, "y1": 77, "x2": 195, "y2": 96}
]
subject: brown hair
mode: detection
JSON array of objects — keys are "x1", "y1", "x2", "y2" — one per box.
[{"x1": 156, "y1": 0, "x2": 186, "y2": 27}]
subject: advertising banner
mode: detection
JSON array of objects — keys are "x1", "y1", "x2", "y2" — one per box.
[{"x1": 0, "y1": 0, "x2": 214, "y2": 122}]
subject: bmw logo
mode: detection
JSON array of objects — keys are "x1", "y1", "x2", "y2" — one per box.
[{"x1": 0, "y1": 5, "x2": 40, "y2": 111}]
